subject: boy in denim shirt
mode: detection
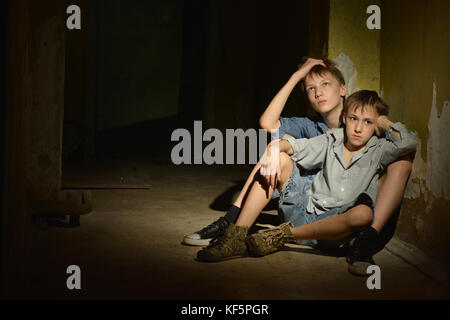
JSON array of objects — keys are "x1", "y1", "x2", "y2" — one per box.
[{"x1": 198, "y1": 90, "x2": 417, "y2": 265}]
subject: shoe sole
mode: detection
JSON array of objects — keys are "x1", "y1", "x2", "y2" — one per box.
[
  {"x1": 182, "y1": 236, "x2": 211, "y2": 247},
  {"x1": 347, "y1": 261, "x2": 373, "y2": 277},
  {"x1": 197, "y1": 251, "x2": 248, "y2": 262},
  {"x1": 246, "y1": 236, "x2": 273, "y2": 257}
]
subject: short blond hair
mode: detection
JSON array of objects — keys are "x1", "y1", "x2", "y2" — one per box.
[
  {"x1": 343, "y1": 90, "x2": 389, "y2": 116},
  {"x1": 299, "y1": 57, "x2": 346, "y2": 91}
]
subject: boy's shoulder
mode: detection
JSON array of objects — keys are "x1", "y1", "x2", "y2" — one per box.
[
  {"x1": 280, "y1": 115, "x2": 328, "y2": 136},
  {"x1": 281, "y1": 115, "x2": 324, "y2": 125}
]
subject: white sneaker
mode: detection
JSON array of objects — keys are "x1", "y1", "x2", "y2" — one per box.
[{"x1": 182, "y1": 217, "x2": 230, "y2": 246}]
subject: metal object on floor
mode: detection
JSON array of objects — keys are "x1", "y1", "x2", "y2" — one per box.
[{"x1": 30, "y1": 190, "x2": 93, "y2": 228}]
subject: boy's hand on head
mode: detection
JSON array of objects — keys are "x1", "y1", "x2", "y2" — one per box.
[
  {"x1": 292, "y1": 58, "x2": 326, "y2": 81},
  {"x1": 375, "y1": 115, "x2": 391, "y2": 136}
]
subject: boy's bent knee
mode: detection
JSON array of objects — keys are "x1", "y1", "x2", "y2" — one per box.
[
  {"x1": 279, "y1": 152, "x2": 291, "y2": 165},
  {"x1": 348, "y1": 205, "x2": 373, "y2": 229},
  {"x1": 386, "y1": 154, "x2": 413, "y2": 178}
]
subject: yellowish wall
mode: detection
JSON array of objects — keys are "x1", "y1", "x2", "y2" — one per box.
[
  {"x1": 328, "y1": 0, "x2": 380, "y2": 94},
  {"x1": 380, "y1": 0, "x2": 450, "y2": 264}
]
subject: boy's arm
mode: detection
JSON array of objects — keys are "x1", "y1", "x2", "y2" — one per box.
[
  {"x1": 282, "y1": 133, "x2": 329, "y2": 169},
  {"x1": 376, "y1": 116, "x2": 398, "y2": 138},
  {"x1": 377, "y1": 117, "x2": 417, "y2": 169},
  {"x1": 259, "y1": 133, "x2": 328, "y2": 188},
  {"x1": 259, "y1": 58, "x2": 326, "y2": 133}
]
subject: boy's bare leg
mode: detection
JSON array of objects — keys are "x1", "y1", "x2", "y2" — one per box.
[
  {"x1": 372, "y1": 154, "x2": 413, "y2": 232},
  {"x1": 289, "y1": 204, "x2": 373, "y2": 241},
  {"x1": 183, "y1": 161, "x2": 264, "y2": 246},
  {"x1": 196, "y1": 154, "x2": 294, "y2": 261},
  {"x1": 235, "y1": 152, "x2": 294, "y2": 227},
  {"x1": 232, "y1": 162, "x2": 262, "y2": 208}
]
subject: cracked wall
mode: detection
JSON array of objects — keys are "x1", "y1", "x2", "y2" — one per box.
[{"x1": 381, "y1": 0, "x2": 450, "y2": 265}]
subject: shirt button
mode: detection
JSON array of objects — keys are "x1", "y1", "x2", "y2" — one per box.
[
  {"x1": 323, "y1": 200, "x2": 327, "y2": 204},
  {"x1": 341, "y1": 188, "x2": 345, "y2": 192}
]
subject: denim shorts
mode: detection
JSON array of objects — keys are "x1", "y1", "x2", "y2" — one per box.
[{"x1": 278, "y1": 159, "x2": 374, "y2": 250}]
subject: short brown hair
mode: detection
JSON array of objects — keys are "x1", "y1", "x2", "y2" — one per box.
[
  {"x1": 299, "y1": 57, "x2": 346, "y2": 91},
  {"x1": 343, "y1": 90, "x2": 389, "y2": 116}
]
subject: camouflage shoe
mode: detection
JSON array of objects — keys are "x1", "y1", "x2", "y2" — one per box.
[
  {"x1": 196, "y1": 223, "x2": 249, "y2": 262},
  {"x1": 246, "y1": 222, "x2": 295, "y2": 256}
]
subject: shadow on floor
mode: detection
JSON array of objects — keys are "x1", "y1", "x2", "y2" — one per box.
[{"x1": 209, "y1": 179, "x2": 279, "y2": 212}]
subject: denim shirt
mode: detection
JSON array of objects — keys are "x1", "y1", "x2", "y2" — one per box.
[
  {"x1": 283, "y1": 122, "x2": 417, "y2": 215},
  {"x1": 272, "y1": 116, "x2": 329, "y2": 141}
]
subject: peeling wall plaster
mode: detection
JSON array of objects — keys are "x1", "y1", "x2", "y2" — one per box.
[
  {"x1": 427, "y1": 83, "x2": 450, "y2": 200},
  {"x1": 335, "y1": 52, "x2": 360, "y2": 96},
  {"x1": 405, "y1": 82, "x2": 450, "y2": 205}
]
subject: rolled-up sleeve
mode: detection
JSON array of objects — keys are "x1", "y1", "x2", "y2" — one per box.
[
  {"x1": 282, "y1": 133, "x2": 329, "y2": 170},
  {"x1": 379, "y1": 122, "x2": 417, "y2": 170}
]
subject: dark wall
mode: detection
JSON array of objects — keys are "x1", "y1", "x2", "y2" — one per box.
[
  {"x1": 3, "y1": 0, "x2": 66, "y2": 297},
  {"x1": 0, "y1": 0, "x2": 8, "y2": 298},
  {"x1": 63, "y1": 0, "x2": 311, "y2": 160},
  {"x1": 209, "y1": 0, "x2": 310, "y2": 132}
]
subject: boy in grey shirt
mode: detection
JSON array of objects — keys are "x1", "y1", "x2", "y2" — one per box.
[{"x1": 197, "y1": 90, "x2": 417, "y2": 261}]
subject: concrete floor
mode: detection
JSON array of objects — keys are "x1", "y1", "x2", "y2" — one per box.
[{"x1": 17, "y1": 155, "x2": 450, "y2": 299}]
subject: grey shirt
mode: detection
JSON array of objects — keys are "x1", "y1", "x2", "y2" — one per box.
[{"x1": 283, "y1": 122, "x2": 417, "y2": 215}]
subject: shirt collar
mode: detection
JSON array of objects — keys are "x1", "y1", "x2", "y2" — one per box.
[
  {"x1": 314, "y1": 116, "x2": 344, "y2": 134},
  {"x1": 313, "y1": 116, "x2": 329, "y2": 134},
  {"x1": 330, "y1": 128, "x2": 345, "y2": 141}
]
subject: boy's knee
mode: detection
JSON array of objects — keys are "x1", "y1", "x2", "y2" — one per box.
[
  {"x1": 386, "y1": 154, "x2": 413, "y2": 178},
  {"x1": 349, "y1": 205, "x2": 373, "y2": 228},
  {"x1": 279, "y1": 152, "x2": 291, "y2": 168}
]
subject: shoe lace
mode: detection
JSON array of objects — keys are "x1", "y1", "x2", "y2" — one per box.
[
  {"x1": 200, "y1": 217, "x2": 228, "y2": 234},
  {"x1": 206, "y1": 232, "x2": 232, "y2": 250},
  {"x1": 260, "y1": 228, "x2": 284, "y2": 247},
  {"x1": 347, "y1": 235, "x2": 373, "y2": 264}
]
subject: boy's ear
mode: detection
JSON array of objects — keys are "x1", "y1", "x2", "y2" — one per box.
[{"x1": 340, "y1": 84, "x2": 347, "y2": 97}]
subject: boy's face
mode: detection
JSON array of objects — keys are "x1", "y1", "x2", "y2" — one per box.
[
  {"x1": 343, "y1": 105, "x2": 379, "y2": 151},
  {"x1": 304, "y1": 71, "x2": 347, "y2": 115}
]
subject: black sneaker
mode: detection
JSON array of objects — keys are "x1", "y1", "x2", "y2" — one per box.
[
  {"x1": 183, "y1": 217, "x2": 230, "y2": 246},
  {"x1": 346, "y1": 227, "x2": 378, "y2": 276}
]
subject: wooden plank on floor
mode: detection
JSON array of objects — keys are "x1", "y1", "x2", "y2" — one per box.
[{"x1": 62, "y1": 183, "x2": 152, "y2": 190}]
